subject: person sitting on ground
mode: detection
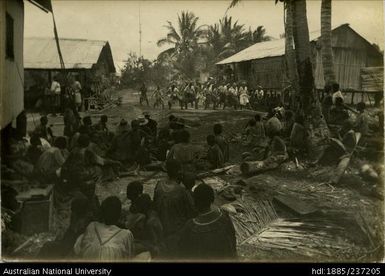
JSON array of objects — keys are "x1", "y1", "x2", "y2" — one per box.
[
  {"x1": 182, "y1": 173, "x2": 196, "y2": 195},
  {"x1": 25, "y1": 134, "x2": 44, "y2": 165},
  {"x1": 39, "y1": 194, "x2": 95, "y2": 259},
  {"x1": 289, "y1": 114, "x2": 306, "y2": 150},
  {"x1": 74, "y1": 196, "x2": 135, "y2": 261},
  {"x1": 61, "y1": 134, "x2": 120, "y2": 191},
  {"x1": 206, "y1": 135, "x2": 224, "y2": 169},
  {"x1": 168, "y1": 115, "x2": 185, "y2": 144},
  {"x1": 167, "y1": 129, "x2": 199, "y2": 178},
  {"x1": 322, "y1": 83, "x2": 333, "y2": 123},
  {"x1": 130, "y1": 119, "x2": 151, "y2": 169},
  {"x1": 155, "y1": 128, "x2": 172, "y2": 161},
  {"x1": 63, "y1": 106, "x2": 79, "y2": 138},
  {"x1": 244, "y1": 118, "x2": 266, "y2": 147},
  {"x1": 78, "y1": 116, "x2": 95, "y2": 137},
  {"x1": 329, "y1": 97, "x2": 349, "y2": 125},
  {"x1": 153, "y1": 159, "x2": 196, "y2": 257},
  {"x1": 331, "y1": 82, "x2": 344, "y2": 105},
  {"x1": 132, "y1": 194, "x2": 165, "y2": 258},
  {"x1": 354, "y1": 102, "x2": 369, "y2": 137},
  {"x1": 33, "y1": 116, "x2": 54, "y2": 143},
  {"x1": 178, "y1": 183, "x2": 237, "y2": 260},
  {"x1": 94, "y1": 115, "x2": 109, "y2": 135},
  {"x1": 35, "y1": 136, "x2": 69, "y2": 183},
  {"x1": 282, "y1": 110, "x2": 295, "y2": 138},
  {"x1": 122, "y1": 180, "x2": 145, "y2": 231},
  {"x1": 213, "y1": 123, "x2": 229, "y2": 162},
  {"x1": 265, "y1": 109, "x2": 283, "y2": 139},
  {"x1": 108, "y1": 119, "x2": 132, "y2": 164},
  {"x1": 143, "y1": 112, "x2": 158, "y2": 137}
]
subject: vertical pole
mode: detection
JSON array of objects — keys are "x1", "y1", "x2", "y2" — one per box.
[{"x1": 139, "y1": 3, "x2": 142, "y2": 57}]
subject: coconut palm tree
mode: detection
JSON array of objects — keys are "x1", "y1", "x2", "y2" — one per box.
[
  {"x1": 217, "y1": 16, "x2": 248, "y2": 58},
  {"x1": 157, "y1": 11, "x2": 207, "y2": 79},
  {"x1": 321, "y1": 0, "x2": 336, "y2": 85},
  {"x1": 283, "y1": 0, "x2": 299, "y2": 108},
  {"x1": 246, "y1": 26, "x2": 273, "y2": 44},
  {"x1": 157, "y1": 11, "x2": 206, "y2": 59}
]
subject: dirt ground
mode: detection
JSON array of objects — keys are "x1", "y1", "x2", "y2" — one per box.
[{"x1": 22, "y1": 88, "x2": 384, "y2": 262}]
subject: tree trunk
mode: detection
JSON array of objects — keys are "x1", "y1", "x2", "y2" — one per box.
[
  {"x1": 291, "y1": 0, "x2": 330, "y2": 154},
  {"x1": 292, "y1": 0, "x2": 315, "y2": 117},
  {"x1": 321, "y1": 0, "x2": 336, "y2": 85},
  {"x1": 284, "y1": 0, "x2": 300, "y2": 109}
]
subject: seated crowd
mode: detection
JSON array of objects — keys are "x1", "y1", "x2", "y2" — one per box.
[{"x1": 2, "y1": 80, "x2": 377, "y2": 261}]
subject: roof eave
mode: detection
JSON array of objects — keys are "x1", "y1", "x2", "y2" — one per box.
[{"x1": 27, "y1": 0, "x2": 52, "y2": 13}]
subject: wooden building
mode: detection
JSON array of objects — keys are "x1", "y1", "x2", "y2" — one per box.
[
  {"x1": 24, "y1": 37, "x2": 116, "y2": 108},
  {"x1": 1, "y1": 0, "x2": 51, "y2": 131},
  {"x1": 216, "y1": 24, "x2": 383, "y2": 102}
]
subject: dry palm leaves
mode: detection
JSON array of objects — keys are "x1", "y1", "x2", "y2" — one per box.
[{"x1": 225, "y1": 198, "x2": 361, "y2": 260}]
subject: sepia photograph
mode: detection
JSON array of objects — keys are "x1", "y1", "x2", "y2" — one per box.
[{"x1": 0, "y1": 0, "x2": 384, "y2": 264}]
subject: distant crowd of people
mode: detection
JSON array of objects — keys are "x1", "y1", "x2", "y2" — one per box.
[{"x1": 140, "y1": 80, "x2": 282, "y2": 111}]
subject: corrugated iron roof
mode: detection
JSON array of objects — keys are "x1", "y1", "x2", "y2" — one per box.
[
  {"x1": 24, "y1": 37, "x2": 112, "y2": 70},
  {"x1": 216, "y1": 24, "x2": 346, "y2": 65}
]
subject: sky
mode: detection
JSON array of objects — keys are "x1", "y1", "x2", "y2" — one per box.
[{"x1": 25, "y1": 0, "x2": 384, "y2": 71}]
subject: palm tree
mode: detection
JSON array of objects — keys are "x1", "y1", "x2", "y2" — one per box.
[
  {"x1": 157, "y1": 11, "x2": 206, "y2": 59},
  {"x1": 217, "y1": 16, "x2": 248, "y2": 58},
  {"x1": 246, "y1": 26, "x2": 272, "y2": 44},
  {"x1": 320, "y1": 0, "x2": 335, "y2": 85},
  {"x1": 291, "y1": 0, "x2": 315, "y2": 116},
  {"x1": 157, "y1": 11, "x2": 207, "y2": 79},
  {"x1": 283, "y1": 0, "x2": 299, "y2": 107},
  {"x1": 229, "y1": 0, "x2": 329, "y2": 150}
]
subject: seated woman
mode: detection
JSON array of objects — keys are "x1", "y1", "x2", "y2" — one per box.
[
  {"x1": 178, "y1": 184, "x2": 237, "y2": 260},
  {"x1": 34, "y1": 136, "x2": 69, "y2": 183},
  {"x1": 74, "y1": 196, "x2": 135, "y2": 261}
]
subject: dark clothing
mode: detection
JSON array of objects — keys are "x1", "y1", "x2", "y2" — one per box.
[
  {"x1": 25, "y1": 146, "x2": 43, "y2": 164},
  {"x1": 329, "y1": 106, "x2": 349, "y2": 125},
  {"x1": 207, "y1": 144, "x2": 224, "y2": 169},
  {"x1": 153, "y1": 180, "x2": 195, "y2": 257},
  {"x1": 146, "y1": 118, "x2": 158, "y2": 137},
  {"x1": 214, "y1": 134, "x2": 229, "y2": 162},
  {"x1": 63, "y1": 109, "x2": 78, "y2": 137},
  {"x1": 178, "y1": 208, "x2": 237, "y2": 260},
  {"x1": 355, "y1": 112, "x2": 369, "y2": 136},
  {"x1": 108, "y1": 131, "x2": 132, "y2": 163},
  {"x1": 33, "y1": 124, "x2": 53, "y2": 141},
  {"x1": 153, "y1": 180, "x2": 195, "y2": 236}
]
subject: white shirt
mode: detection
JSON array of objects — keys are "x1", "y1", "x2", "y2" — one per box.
[
  {"x1": 50, "y1": 81, "x2": 61, "y2": 95},
  {"x1": 332, "y1": 91, "x2": 344, "y2": 104}
]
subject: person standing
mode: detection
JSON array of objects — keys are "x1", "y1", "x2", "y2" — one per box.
[
  {"x1": 73, "y1": 77, "x2": 82, "y2": 112},
  {"x1": 50, "y1": 76, "x2": 61, "y2": 116},
  {"x1": 239, "y1": 85, "x2": 250, "y2": 110},
  {"x1": 140, "y1": 83, "x2": 149, "y2": 106}
]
